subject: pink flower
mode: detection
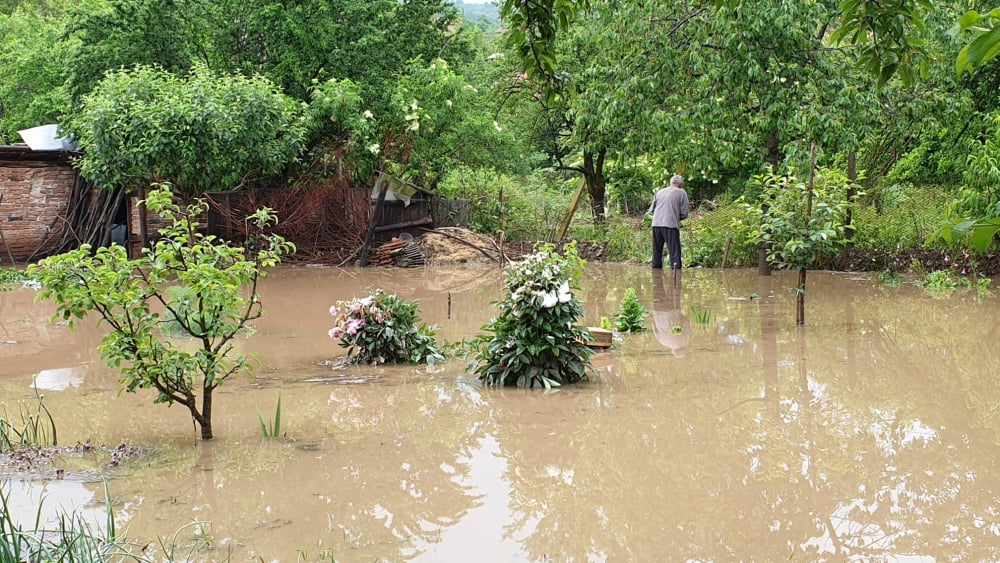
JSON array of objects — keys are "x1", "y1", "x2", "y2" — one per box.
[
  {"x1": 329, "y1": 305, "x2": 339, "y2": 317},
  {"x1": 329, "y1": 327, "x2": 342, "y2": 340},
  {"x1": 345, "y1": 318, "x2": 365, "y2": 335}
]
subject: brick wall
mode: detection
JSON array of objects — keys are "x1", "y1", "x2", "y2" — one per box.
[{"x1": 0, "y1": 152, "x2": 76, "y2": 263}]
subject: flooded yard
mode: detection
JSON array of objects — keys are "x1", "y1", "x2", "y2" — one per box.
[{"x1": 2, "y1": 264, "x2": 1000, "y2": 561}]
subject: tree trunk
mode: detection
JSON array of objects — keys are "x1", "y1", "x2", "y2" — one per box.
[
  {"x1": 796, "y1": 268, "x2": 806, "y2": 326},
  {"x1": 200, "y1": 388, "x2": 214, "y2": 440},
  {"x1": 759, "y1": 131, "x2": 783, "y2": 276},
  {"x1": 583, "y1": 148, "x2": 607, "y2": 223},
  {"x1": 845, "y1": 151, "x2": 857, "y2": 242}
]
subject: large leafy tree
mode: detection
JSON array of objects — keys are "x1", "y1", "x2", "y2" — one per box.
[
  {"x1": 70, "y1": 64, "x2": 306, "y2": 200},
  {"x1": 0, "y1": 0, "x2": 76, "y2": 142}
]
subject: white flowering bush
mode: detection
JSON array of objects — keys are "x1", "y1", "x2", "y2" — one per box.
[
  {"x1": 468, "y1": 243, "x2": 592, "y2": 388},
  {"x1": 329, "y1": 289, "x2": 445, "y2": 365}
]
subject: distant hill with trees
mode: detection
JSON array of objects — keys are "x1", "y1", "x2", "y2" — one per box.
[{"x1": 453, "y1": 1, "x2": 498, "y2": 25}]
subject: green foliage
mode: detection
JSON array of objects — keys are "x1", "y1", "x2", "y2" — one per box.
[
  {"x1": 436, "y1": 166, "x2": 565, "y2": 241},
  {"x1": 740, "y1": 169, "x2": 857, "y2": 271},
  {"x1": 468, "y1": 242, "x2": 592, "y2": 388},
  {"x1": 257, "y1": 395, "x2": 282, "y2": 439},
  {"x1": 689, "y1": 306, "x2": 712, "y2": 325},
  {"x1": 0, "y1": 268, "x2": 32, "y2": 287},
  {"x1": 389, "y1": 58, "x2": 520, "y2": 189},
  {"x1": 0, "y1": 387, "x2": 56, "y2": 451},
  {"x1": 687, "y1": 203, "x2": 758, "y2": 267},
  {"x1": 879, "y1": 269, "x2": 902, "y2": 286},
  {"x1": 1, "y1": 481, "x2": 127, "y2": 561},
  {"x1": 854, "y1": 184, "x2": 950, "y2": 250},
  {"x1": 955, "y1": 8, "x2": 1000, "y2": 77},
  {"x1": 0, "y1": 1, "x2": 75, "y2": 143},
  {"x1": 328, "y1": 289, "x2": 445, "y2": 366},
  {"x1": 599, "y1": 316, "x2": 613, "y2": 330},
  {"x1": 832, "y1": 0, "x2": 934, "y2": 86},
  {"x1": 613, "y1": 288, "x2": 647, "y2": 332},
  {"x1": 916, "y1": 270, "x2": 991, "y2": 298},
  {"x1": 567, "y1": 215, "x2": 648, "y2": 263},
  {"x1": 70, "y1": 64, "x2": 306, "y2": 199},
  {"x1": 29, "y1": 186, "x2": 295, "y2": 440}
]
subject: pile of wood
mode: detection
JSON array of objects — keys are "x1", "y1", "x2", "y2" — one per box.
[{"x1": 369, "y1": 237, "x2": 426, "y2": 267}]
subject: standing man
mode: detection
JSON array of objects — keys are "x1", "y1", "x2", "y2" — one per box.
[{"x1": 649, "y1": 174, "x2": 691, "y2": 269}]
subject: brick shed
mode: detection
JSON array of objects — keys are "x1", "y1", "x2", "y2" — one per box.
[{"x1": 0, "y1": 145, "x2": 126, "y2": 264}]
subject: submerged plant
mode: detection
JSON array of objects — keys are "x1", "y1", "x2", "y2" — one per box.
[
  {"x1": 467, "y1": 242, "x2": 592, "y2": 388},
  {"x1": 690, "y1": 306, "x2": 713, "y2": 325},
  {"x1": 328, "y1": 290, "x2": 445, "y2": 365},
  {"x1": 614, "y1": 287, "x2": 647, "y2": 332},
  {"x1": 29, "y1": 185, "x2": 294, "y2": 440},
  {"x1": 0, "y1": 386, "x2": 57, "y2": 452},
  {"x1": 257, "y1": 394, "x2": 283, "y2": 439}
]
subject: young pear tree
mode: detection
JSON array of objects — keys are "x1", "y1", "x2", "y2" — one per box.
[
  {"x1": 29, "y1": 187, "x2": 295, "y2": 440},
  {"x1": 740, "y1": 166, "x2": 857, "y2": 326}
]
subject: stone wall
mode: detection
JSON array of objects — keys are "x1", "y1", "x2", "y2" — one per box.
[{"x1": 0, "y1": 147, "x2": 78, "y2": 263}]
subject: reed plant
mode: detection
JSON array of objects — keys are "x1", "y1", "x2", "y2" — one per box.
[
  {"x1": 257, "y1": 394, "x2": 283, "y2": 439},
  {"x1": 690, "y1": 306, "x2": 713, "y2": 325},
  {"x1": 0, "y1": 386, "x2": 57, "y2": 452}
]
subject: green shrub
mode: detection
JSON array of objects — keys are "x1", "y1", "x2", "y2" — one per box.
[
  {"x1": 853, "y1": 184, "x2": 950, "y2": 251},
  {"x1": 328, "y1": 289, "x2": 445, "y2": 365},
  {"x1": 568, "y1": 214, "x2": 648, "y2": 262},
  {"x1": 614, "y1": 288, "x2": 647, "y2": 332},
  {"x1": 468, "y1": 242, "x2": 592, "y2": 388},
  {"x1": 0, "y1": 268, "x2": 31, "y2": 287},
  {"x1": 687, "y1": 203, "x2": 757, "y2": 267},
  {"x1": 437, "y1": 166, "x2": 569, "y2": 241}
]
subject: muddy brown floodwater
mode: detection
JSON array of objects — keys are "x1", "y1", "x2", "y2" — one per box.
[{"x1": 2, "y1": 264, "x2": 1000, "y2": 561}]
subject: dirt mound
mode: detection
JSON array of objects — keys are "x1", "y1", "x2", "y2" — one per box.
[{"x1": 417, "y1": 228, "x2": 502, "y2": 265}]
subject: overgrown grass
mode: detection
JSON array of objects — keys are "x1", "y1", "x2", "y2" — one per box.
[
  {"x1": 1, "y1": 481, "x2": 130, "y2": 562},
  {"x1": 0, "y1": 267, "x2": 32, "y2": 289},
  {"x1": 0, "y1": 481, "x2": 228, "y2": 562},
  {"x1": 1, "y1": 387, "x2": 57, "y2": 452}
]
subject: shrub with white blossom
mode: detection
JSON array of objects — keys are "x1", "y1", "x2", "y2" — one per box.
[
  {"x1": 329, "y1": 289, "x2": 444, "y2": 365},
  {"x1": 468, "y1": 243, "x2": 592, "y2": 388}
]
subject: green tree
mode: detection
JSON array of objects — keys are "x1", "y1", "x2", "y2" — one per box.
[
  {"x1": 741, "y1": 166, "x2": 856, "y2": 325},
  {"x1": 29, "y1": 187, "x2": 295, "y2": 440},
  {"x1": 70, "y1": 64, "x2": 305, "y2": 201},
  {"x1": 387, "y1": 58, "x2": 517, "y2": 190},
  {"x1": 0, "y1": 0, "x2": 76, "y2": 142}
]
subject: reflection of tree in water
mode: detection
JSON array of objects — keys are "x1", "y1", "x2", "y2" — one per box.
[{"x1": 491, "y1": 273, "x2": 1000, "y2": 561}]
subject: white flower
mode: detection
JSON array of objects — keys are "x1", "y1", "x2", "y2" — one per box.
[
  {"x1": 493, "y1": 120, "x2": 502, "y2": 132},
  {"x1": 410, "y1": 100, "x2": 419, "y2": 111},
  {"x1": 540, "y1": 292, "x2": 558, "y2": 308},
  {"x1": 557, "y1": 281, "x2": 572, "y2": 303},
  {"x1": 367, "y1": 143, "x2": 380, "y2": 155},
  {"x1": 445, "y1": 99, "x2": 453, "y2": 108},
  {"x1": 363, "y1": 110, "x2": 374, "y2": 120},
  {"x1": 408, "y1": 120, "x2": 420, "y2": 132}
]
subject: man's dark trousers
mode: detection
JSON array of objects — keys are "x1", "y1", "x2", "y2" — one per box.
[{"x1": 652, "y1": 226, "x2": 682, "y2": 269}]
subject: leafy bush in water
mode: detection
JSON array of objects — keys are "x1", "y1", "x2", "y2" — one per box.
[
  {"x1": 0, "y1": 268, "x2": 32, "y2": 287},
  {"x1": 614, "y1": 288, "x2": 647, "y2": 332},
  {"x1": 329, "y1": 290, "x2": 444, "y2": 365},
  {"x1": 468, "y1": 243, "x2": 592, "y2": 388},
  {"x1": 29, "y1": 186, "x2": 292, "y2": 440}
]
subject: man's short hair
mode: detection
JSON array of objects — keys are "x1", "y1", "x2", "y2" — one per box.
[{"x1": 670, "y1": 174, "x2": 685, "y2": 186}]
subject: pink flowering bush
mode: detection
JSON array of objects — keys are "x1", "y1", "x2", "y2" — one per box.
[{"x1": 328, "y1": 289, "x2": 445, "y2": 365}]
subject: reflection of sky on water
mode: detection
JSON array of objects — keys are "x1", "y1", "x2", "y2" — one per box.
[
  {"x1": 404, "y1": 433, "x2": 534, "y2": 562},
  {"x1": 33, "y1": 366, "x2": 85, "y2": 391},
  {"x1": 2, "y1": 479, "x2": 107, "y2": 529}
]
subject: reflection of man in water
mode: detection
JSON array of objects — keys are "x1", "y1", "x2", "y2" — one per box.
[{"x1": 652, "y1": 270, "x2": 691, "y2": 358}]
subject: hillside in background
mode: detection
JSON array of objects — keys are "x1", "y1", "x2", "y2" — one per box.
[{"x1": 453, "y1": 0, "x2": 499, "y2": 25}]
